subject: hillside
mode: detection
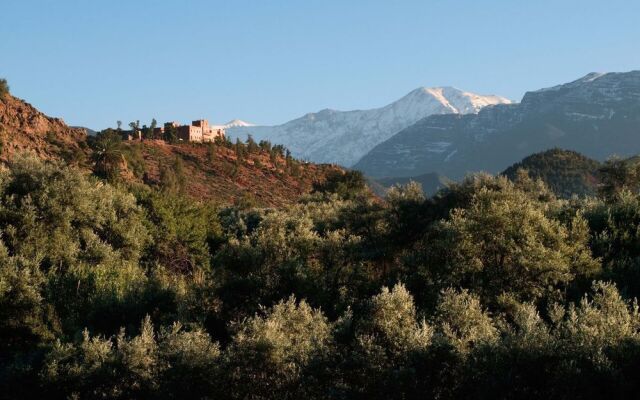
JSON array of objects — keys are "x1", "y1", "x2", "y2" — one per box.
[
  {"x1": 355, "y1": 71, "x2": 640, "y2": 179},
  {"x1": 119, "y1": 139, "x2": 341, "y2": 207},
  {"x1": 0, "y1": 92, "x2": 342, "y2": 208},
  {"x1": 0, "y1": 93, "x2": 88, "y2": 164},
  {"x1": 228, "y1": 87, "x2": 510, "y2": 166},
  {"x1": 502, "y1": 149, "x2": 601, "y2": 198}
]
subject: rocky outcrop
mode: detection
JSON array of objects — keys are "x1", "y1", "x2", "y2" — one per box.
[{"x1": 0, "y1": 94, "x2": 87, "y2": 163}]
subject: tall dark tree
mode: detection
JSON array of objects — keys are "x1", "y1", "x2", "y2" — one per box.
[
  {"x1": 91, "y1": 129, "x2": 124, "y2": 180},
  {"x1": 163, "y1": 122, "x2": 178, "y2": 143},
  {"x1": 598, "y1": 156, "x2": 640, "y2": 199}
]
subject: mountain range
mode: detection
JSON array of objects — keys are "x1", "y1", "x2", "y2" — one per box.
[
  {"x1": 227, "y1": 87, "x2": 511, "y2": 166},
  {"x1": 355, "y1": 71, "x2": 640, "y2": 180}
]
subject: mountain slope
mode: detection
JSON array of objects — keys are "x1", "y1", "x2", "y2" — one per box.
[
  {"x1": 354, "y1": 71, "x2": 640, "y2": 179},
  {"x1": 227, "y1": 87, "x2": 511, "y2": 167}
]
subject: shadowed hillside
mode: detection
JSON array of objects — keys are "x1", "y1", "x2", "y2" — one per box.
[{"x1": 502, "y1": 149, "x2": 601, "y2": 198}]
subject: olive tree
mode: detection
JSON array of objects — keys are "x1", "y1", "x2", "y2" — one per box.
[
  {"x1": 224, "y1": 297, "x2": 332, "y2": 398},
  {"x1": 412, "y1": 182, "x2": 599, "y2": 305}
]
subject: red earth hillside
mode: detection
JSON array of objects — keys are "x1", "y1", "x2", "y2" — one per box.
[
  {"x1": 0, "y1": 93, "x2": 88, "y2": 163},
  {"x1": 0, "y1": 92, "x2": 345, "y2": 208},
  {"x1": 121, "y1": 139, "x2": 343, "y2": 207}
]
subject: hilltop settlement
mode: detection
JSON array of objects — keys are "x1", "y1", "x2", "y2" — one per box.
[{"x1": 123, "y1": 119, "x2": 226, "y2": 142}]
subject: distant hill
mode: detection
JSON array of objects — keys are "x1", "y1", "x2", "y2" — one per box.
[
  {"x1": 372, "y1": 172, "x2": 452, "y2": 197},
  {"x1": 502, "y1": 149, "x2": 601, "y2": 198},
  {"x1": 228, "y1": 87, "x2": 510, "y2": 166},
  {"x1": 355, "y1": 71, "x2": 640, "y2": 179}
]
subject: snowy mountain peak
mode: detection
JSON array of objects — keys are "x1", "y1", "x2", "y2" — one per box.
[
  {"x1": 579, "y1": 72, "x2": 607, "y2": 82},
  {"x1": 399, "y1": 86, "x2": 512, "y2": 114},
  {"x1": 224, "y1": 119, "x2": 255, "y2": 128},
  {"x1": 226, "y1": 85, "x2": 510, "y2": 167}
]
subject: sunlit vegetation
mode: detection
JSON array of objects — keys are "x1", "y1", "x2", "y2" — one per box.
[{"x1": 2, "y1": 152, "x2": 640, "y2": 399}]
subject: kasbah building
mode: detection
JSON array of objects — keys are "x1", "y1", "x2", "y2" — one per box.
[{"x1": 149, "y1": 119, "x2": 226, "y2": 142}]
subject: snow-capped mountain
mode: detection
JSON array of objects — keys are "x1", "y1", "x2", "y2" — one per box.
[
  {"x1": 354, "y1": 71, "x2": 640, "y2": 179},
  {"x1": 226, "y1": 87, "x2": 511, "y2": 166},
  {"x1": 223, "y1": 119, "x2": 255, "y2": 128}
]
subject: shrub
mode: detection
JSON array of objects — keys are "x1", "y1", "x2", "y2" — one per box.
[
  {"x1": 313, "y1": 170, "x2": 367, "y2": 199},
  {"x1": 225, "y1": 297, "x2": 332, "y2": 398},
  {"x1": 41, "y1": 317, "x2": 221, "y2": 399},
  {"x1": 0, "y1": 78, "x2": 9, "y2": 97}
]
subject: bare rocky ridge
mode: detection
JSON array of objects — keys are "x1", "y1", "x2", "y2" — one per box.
[{"x1": 0, "y1": 94, "x2": 88, "y2": 163}]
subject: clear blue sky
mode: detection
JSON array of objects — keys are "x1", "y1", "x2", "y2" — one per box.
[{"x1": 2, "y1": 0, "x2": 639, "y2": 129}]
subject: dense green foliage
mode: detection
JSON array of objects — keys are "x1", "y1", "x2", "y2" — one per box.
[
  {"x1": 597, "y1": 156, "x2": 640, "y2": 200},
  {"x1": 313, "y1": 169, "x2": 368, "y2": 199},
  {"x1": 4, "y1": 155, "x2": 640, "y2": 399},
  {"x1": 374, "y1": 172, "x2": 452, "y2": 197}
]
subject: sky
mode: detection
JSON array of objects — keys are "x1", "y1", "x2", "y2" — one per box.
[{"x1": 1, "y1": 0, "x2": 640, "y2": 129}]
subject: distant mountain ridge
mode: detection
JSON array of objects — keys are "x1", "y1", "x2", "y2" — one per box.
[
  {"x1": 227, "y1": 87, "x2": 511, "y2": 166},
  {"x1": 354, "y1": 71, "x2": 640, "y2": 179}
]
